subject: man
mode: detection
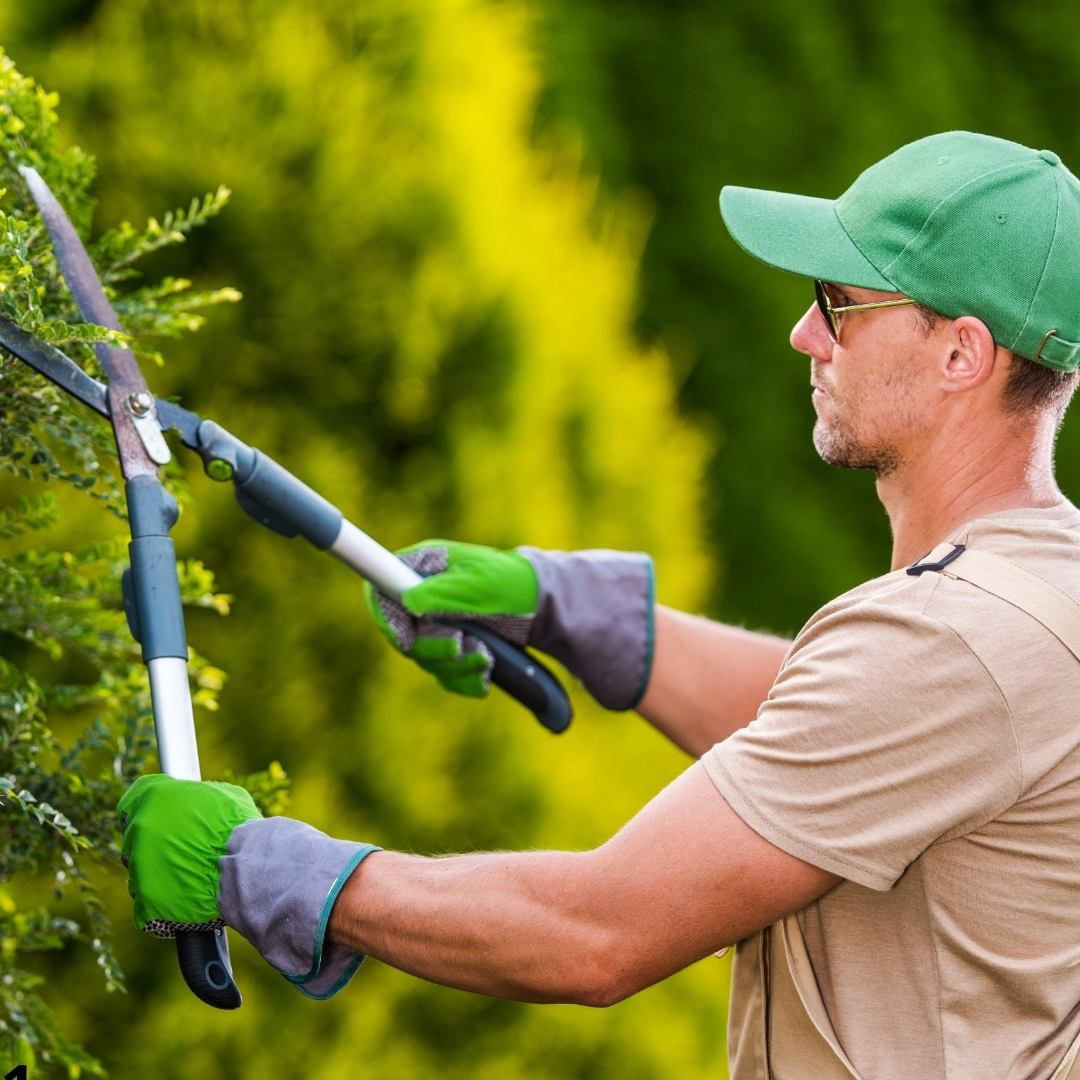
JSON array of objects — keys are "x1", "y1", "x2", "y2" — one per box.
[{"x1": 121, "y1": 131, "x2": 1080, "y2": 1079}]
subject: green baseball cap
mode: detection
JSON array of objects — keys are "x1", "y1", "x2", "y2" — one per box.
[{"x1": 720, "y1": 131, "x2": 1080, "y2": 371}]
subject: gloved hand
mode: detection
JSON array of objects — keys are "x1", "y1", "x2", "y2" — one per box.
[
  {"x1": 118, "y1": 774, "x2": 380, "y2": 999},
  {"x1": 366, "y1": 539, "x2": 655, "y2": 711},
  {"x1": 364, "y1": 540, "x2": 538, "y2": 698}
]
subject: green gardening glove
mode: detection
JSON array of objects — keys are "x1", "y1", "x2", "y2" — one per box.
[
  {"x1": 118, "y1": 773, "x2": 262, "y2": 936},
  {"x1": 364, "y1": 539, "x2": 539, "y2": 697},
  {"x1": 119, "y1": 774, "x2": 380, "y2": 1000}
]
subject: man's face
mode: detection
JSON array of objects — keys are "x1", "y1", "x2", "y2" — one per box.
[{"x1": 790, "y1": 283, "x2": 937, "y2": 478}]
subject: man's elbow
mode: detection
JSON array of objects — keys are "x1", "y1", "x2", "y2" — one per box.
[
  {"x1": 572, "y1": 978, "x2": 637, "y2": 1009},
  {"x1": 562, "y1": 937, "x2": 649, "y2": 1008}
]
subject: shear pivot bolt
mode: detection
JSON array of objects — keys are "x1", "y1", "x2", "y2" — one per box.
[
  {"x1": 127, "y1": 391, "x2": 154, "y2": 417},
  {"x1": 205, "y1": 459, "x2": 234, "y2": 482}
]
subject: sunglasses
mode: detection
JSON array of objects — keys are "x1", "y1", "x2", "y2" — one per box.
[{"x1": 814, "y1": 279, "x2": 918, "y2": 343}]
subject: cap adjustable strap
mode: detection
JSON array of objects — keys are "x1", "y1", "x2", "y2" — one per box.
[{"x1": 1034, "y1": 329, "x2": 1080, "y2": 372}]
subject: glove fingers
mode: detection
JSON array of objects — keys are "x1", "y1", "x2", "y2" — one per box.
[
  {"x1": 366, "y1": 541, "x2": 534, "y2": 697},
  {"x1": 399, "y1": 542, "x2": 538, "y2": 623},
  {"x1": 419, "y1": 611, "x2": 532, "y2": 647},
  {"x1": 366, "y1": 587, "x2": 416, "y2": 652},
  {"x1": 415, "y1": 634, "x2": 494, "y2": 698},
  {"x1": 414, "y1": 648, "x2": 492, "y2": 678},
  {"x1": 364, "y1": 547, "x2": 452, "y2": 653},
  {"x1": 433, "y1": 670, "x2": 491, "y2": 698},
  {"x1": 119, "y1": 776, "x2": 261, "y2": 932},
  {"x1": 409, "y1": 624, "x2": 466, "y2": 662},
  {"x1": 364, "y1": 581, "x2": 400, "y2": 647}
]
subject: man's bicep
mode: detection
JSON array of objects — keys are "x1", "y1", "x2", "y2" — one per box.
[
  {"x1": 595, "y1": 762, "x2": 839, "y2": 992},
  {"x1": 702, "y1": 605, "x2": 1019, "y2": 890}
]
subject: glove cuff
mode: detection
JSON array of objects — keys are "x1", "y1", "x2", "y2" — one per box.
[
  {"x1": 217, "y1": 817, "x2": 380, "y2": 1000},
  {"x1": 518, "y1": 548, "x2": 655, "y2": 710}
]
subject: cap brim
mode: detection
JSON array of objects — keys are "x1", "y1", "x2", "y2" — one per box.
[{"x1": 720, "y1": 186, "x2": 896, "y2": 291}]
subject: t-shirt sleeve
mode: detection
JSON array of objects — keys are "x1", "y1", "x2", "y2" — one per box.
[{"x1": 702, "y1": 601, "x2": 1022, "y2": 890}]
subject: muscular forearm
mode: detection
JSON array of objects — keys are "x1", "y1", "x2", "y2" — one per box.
[
  {"x1": 327, "y1": 848, "x2": 629, "y2": 1005},
  {"x1": 326, "y1": 765, "x2": 835, "y2": 1005},
  {"x1": 637, "y1": 606, "x2": 790, "y2": 757}
]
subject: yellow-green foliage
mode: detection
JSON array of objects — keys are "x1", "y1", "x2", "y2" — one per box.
[
  {"x1": 0, "y1": 1, "x2": 725, "y2": 1078},
  {"x1": 0, "y1": 46, "x2": 245, "y2": 1079}
]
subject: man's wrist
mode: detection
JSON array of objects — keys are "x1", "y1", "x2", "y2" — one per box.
[
  {"x1": 519, "y1": 547, "x2": 655, "y2": 710},
  {"x1": 326, "y1": 846, "x2": 393, "y2": 953},
  {"x1": 217, "y1": 817, "x2": 381, "y2": 999}
]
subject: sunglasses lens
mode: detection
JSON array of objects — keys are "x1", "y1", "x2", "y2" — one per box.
[{"x1": 814, "y1": 280, "x2": 839, "y2": 342}]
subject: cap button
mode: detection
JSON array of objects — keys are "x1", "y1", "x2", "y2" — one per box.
[{"x1": 1039, "y1": 149, "x2": 1061, "y2": 166}]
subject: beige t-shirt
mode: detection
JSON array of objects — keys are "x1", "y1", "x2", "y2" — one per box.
[{"x1": 704, "y1": 503, "x2": 1080, "y2": 1080}]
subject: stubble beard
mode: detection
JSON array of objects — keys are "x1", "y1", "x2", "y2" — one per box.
[{"x1": 812, "y1": 384, "x2": 904, "y2": 479}]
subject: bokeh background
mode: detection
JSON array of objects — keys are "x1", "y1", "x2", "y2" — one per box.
[{"x1": 4, "y1": 0, "x2": 1080, "y2": 1077}]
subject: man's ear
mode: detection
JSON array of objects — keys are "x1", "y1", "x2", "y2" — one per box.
[{"x1": 940, "y1": 316, "x2": 998, "y2": 392}]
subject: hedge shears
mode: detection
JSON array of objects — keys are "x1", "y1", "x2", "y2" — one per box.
[{"x1": 0, "y1": 169, "x2": 572, "y2": 1010}]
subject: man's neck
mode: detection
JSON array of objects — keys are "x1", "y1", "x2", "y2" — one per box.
[{"x1": 879, "y1": 416, "x2": 1065, "y2": 571}]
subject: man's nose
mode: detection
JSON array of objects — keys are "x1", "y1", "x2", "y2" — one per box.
[{"x1": 790, "y1": 302, "x2": 835, "y2": 361}]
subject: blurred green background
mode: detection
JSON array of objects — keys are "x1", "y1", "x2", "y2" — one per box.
[{"x1": 4, "y1": 0, "x2": 1080, "y2": 1076}]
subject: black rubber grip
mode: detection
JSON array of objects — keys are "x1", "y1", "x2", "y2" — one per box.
[
  {"x1": 176, "y1": 928, "x2": 242, "y2": 1010},
  {"x1": 456, "y1": 623, "x2": 573, "y2": 734}
]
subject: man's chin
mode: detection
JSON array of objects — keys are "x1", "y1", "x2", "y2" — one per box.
[{"x1": 812, "y1": 421, "x2": 902, "y2": 477}]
